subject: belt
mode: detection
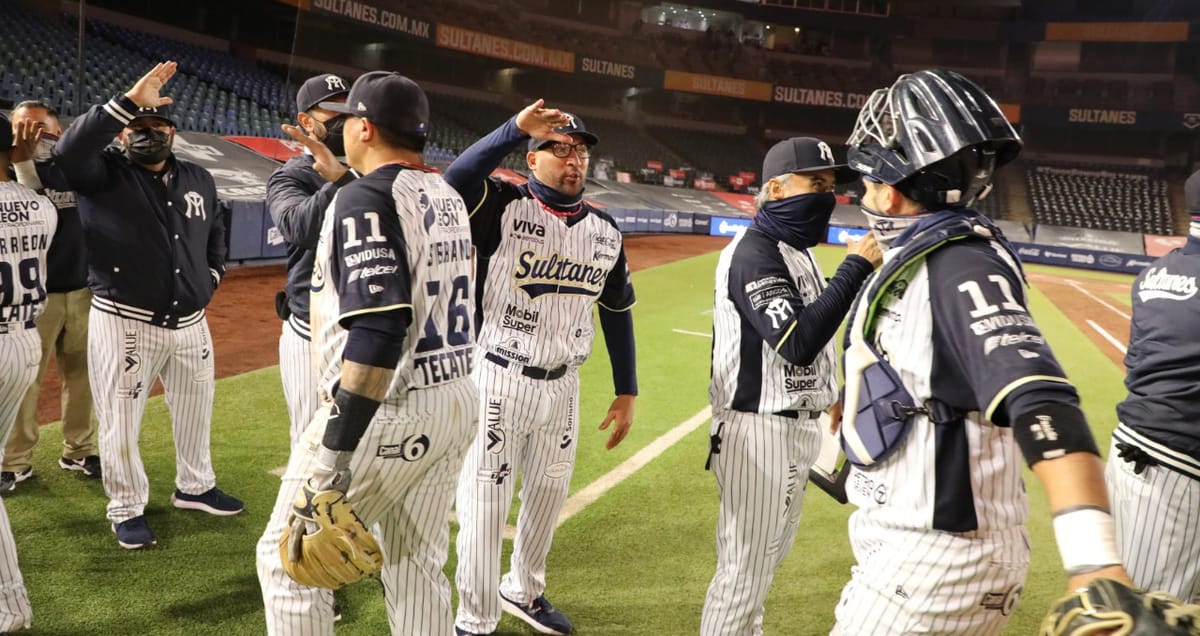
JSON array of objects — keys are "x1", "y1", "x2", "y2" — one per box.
[
  {"x1": 485, "y1": 352, "x2": 568, "y2": 381},
  {"x1": 775, "y1": 409, "x2": 822, "y2": 420}
]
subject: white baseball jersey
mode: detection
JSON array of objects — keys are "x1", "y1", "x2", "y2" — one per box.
[
  {"x1": 0, "y1": 180, "x2": 57, "y2": 632},
  {"x1": 258, "y1": 162, "x2": 479, "y2": 635},
  {"x1": 454, "y1": 178, "x2": 635, "y2": 635},
  {"x1": 710, "y1": 226, "x2": 838, "y2": 415},
  {"x1": 835, "y1": 231, "x2": 1076, "y2": 635}
]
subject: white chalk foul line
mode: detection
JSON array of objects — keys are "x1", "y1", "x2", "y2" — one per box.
[
  {"x1": 556, "y1": 405, "x2": 712, "y2": 527},
  {"x1": 673, "y1": 328, "x2": 712, "y2": 338},
  {"x1": 1086, "y1": 319, "x2": 1128, "y2": 355},
  {"x1": 1069, "y1": 280, "x2": 1130, "y2": 321}
]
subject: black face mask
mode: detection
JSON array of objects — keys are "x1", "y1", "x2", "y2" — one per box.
[
  {"x1": 125, "y1": 128, "x2": 172, "y2": 165},
  {"x1": 321, "y1": 116, "x2": 346, "y2": 157}
]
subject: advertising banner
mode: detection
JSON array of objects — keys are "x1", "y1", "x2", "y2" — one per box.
[
  {"x1": 436, "y1": 24, "x2": 574, "y2": 72},
  {"x1": 663, "y1": 70, "x2": 773, "y2": 102}
]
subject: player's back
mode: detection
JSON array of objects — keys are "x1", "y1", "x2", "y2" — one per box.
[
  {"x1": 310, "y1": 165, "x2": 474, "y2": 404},
  {"x1": 0, "y1": 181, "x2": 57, "y2": 325}
]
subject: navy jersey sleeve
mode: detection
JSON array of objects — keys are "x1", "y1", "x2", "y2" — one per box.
[
  {"x1": 203, "y1": 172, "x2": 226, "y2": 283},
  {"x1": 329, "y1": 180, "x2": 412, "y2": 326},
  {"x1": 598, "y1": 247, "x2": 636, "y2": 311},
  {"x1": 266, "y1": 159, "x2": 349, "y2": 250},
  {"x1": 927, "y1": 241, "x2": 1073, "y2": 420},
  {"x1": 467, "y1": 177, "x2": 523, "y2": 257},
  {"x1": 53, "y1": 96, "x2": 135, "y2": 194},
  {"x1": 444, "y1": 117, "x2": 527, "y2": 211},
  {"x1": 729, "y1": 233, "x2": 871, "y2": 366}
]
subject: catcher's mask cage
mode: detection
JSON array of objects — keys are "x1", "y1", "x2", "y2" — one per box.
[{"x1": 846, "y1": 69, "x2": 1022, "y2": 210}]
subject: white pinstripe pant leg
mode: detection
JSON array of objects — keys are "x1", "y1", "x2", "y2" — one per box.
[
  {"x1": 160, "y1": 318, "x2": 216, "y2": 495},
  {"x1": 1106, "y1": 436, "x2": 1200, "y2": 602},
  {"x1": 89, "y1": 309, "x2": 170, "y2": 524},
  {"x1": 258, "y1": 405, "x2": 337, "y2": 636},
  {"x1": 499, "y1": 371, "x2": 581, "y2": 605},
  {"x1": 455, "y1": 361, "x2": 529, "y2": 633},
  {"x1": 279, "y1": 321, "x2": 319, "y2": 450},
  {"x1": 701, "y1": 411, "x2": 821, "y2": 636},
  {"x1": 374, "y1": 389, "x2": 476, "y2": 635},
  {"x1": 0, "y1": 329, "x2": 39, "y2": 631}
]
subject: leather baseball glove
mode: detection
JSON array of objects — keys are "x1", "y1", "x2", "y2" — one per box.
[
  {"x1": 1040, "y1": 578, "x2": 1200, "y2": 635},
  {"x1": 279, "y1": 482, "x2": 382, "y2": 589}
]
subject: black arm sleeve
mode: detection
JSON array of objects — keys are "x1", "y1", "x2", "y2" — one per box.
[
  {"x1": 266, "y1": 161, "x2": 352, "y2": 250},
  {"x1": 443, "y1": 117, "x2": 528, "y2": 212},
  {"x1": 52, "y1": 95, "x2": 135, "y2": 193},
  {"x1": 598, "y1": 306, "x2": 637, "y2": 395}
]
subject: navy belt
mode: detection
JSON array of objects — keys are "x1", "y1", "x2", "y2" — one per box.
[
  {"x1": 775, "y1": 409, "x2": 822, "y2": 420},
  {"x1": 485, "y1": 352, "x2": 568, "y2": 381}
]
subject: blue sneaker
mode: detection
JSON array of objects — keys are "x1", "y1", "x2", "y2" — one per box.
[
  {"x1": 112, "y1": 515, "x2": 156, "y2": 550},
  {"x1": 171, "y1": 487, "x2": 244, "y2": 516},
  {"x1": 499, "y1": 592, "x2": 573, "y2": 635},
  {"x1": 455, "y1": 627, "x2": 493, "y2": 636}
]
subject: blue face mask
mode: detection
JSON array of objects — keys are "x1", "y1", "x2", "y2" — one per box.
[{"x1": 754, "y1": 191, "x2": 837, "y2": 249}]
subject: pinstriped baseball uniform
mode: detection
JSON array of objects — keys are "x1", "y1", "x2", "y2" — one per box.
[
  {"x1": 0, "y1": 179, "x2": 58, "y2": 631},
  {"x1": 1106, "y1": 235, "x2": 1200, "y2": 602},
  {"x1": 454, "y1": 180, "x2": 635, "y2": 634},
  {"x1": 833, "y1": 233, "x2": 1075, "y2": 635},
  {"x1": 703, "y1": 226, "x2": 848, "y2": 635},
  {"x1": 257, "y1": 163, "x2": 478, "y2": 635}
]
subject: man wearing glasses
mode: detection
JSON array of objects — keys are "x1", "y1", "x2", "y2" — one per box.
[{"x1": 443, "y1": 101, "x2": 638, "y2": 636}]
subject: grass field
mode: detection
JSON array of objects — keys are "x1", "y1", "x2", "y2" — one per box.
[{"x1": 5, "y1": 245, "x2": 1135, "y2": 635}]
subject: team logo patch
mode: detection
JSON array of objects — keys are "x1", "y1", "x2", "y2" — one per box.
[
  {"x1": 122, "y1": 330, "x2": 140, "y2": 374},
  {"x1": 183, "y1": 191, "x2": 206, "y2": 220},
  {"x1": 544, "y1": 462, "x2": 571, "y2": 479},
  {"x1": 377, "y1": 434, "x2": 431, "y2": 461},
  {"x1": 513, "y1": 249, "x2": 607, "y2": 300},
  {"x1": 1137, "y1": 267, "x2": 1198, "y2": 302},
  {"x1": 325, "y1": 75, "x2": 347, "y2": 91},
  {"x1": 117, "y1": 381, "x2": 144, "y2": 400},
  {"x1": 420, "y1": 189, "x2": 436, "y2": 231}
]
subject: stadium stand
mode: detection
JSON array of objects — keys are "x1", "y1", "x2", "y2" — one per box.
[{"x1": 1026, "y1": 164, "x2": 1173, "y2": 235}]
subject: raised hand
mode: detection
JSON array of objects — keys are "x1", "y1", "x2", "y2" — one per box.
[
  {"x1": 281, "y1": 123, "x2": 348, "y2": 183},
  {"x1": 514, "y1": 99, "x2": 574, "y2": 146},
  {"x1": 125, "y1": 61, "x2": 178, "y2": 109}
]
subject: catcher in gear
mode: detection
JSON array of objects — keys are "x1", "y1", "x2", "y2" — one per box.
[{"x1": 1041, "y1": 578, "x2": 1200, "y2": 635}]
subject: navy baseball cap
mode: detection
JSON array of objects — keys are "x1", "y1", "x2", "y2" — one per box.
[
  {"x1": 296, "y1": 73, "x2": 350, "y2": 113},
  {"x1": 762, "y1": 137, "x2": 855, "y2": 184},
  {"x1": 320, "y1": 71, "x2": 428, "y2": 137},
  {"x1": 528, "y1": 112, "x2": 599, "y2": 151},
  {"x1": 131, "y1": 104, "x2": 176, "y2": 127}
]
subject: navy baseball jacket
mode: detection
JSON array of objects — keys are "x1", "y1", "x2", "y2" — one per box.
[
  {"x1": 1116, "y1": 235, "x2": 1200, "y2": 470},
  {"x1": 265, "y1": 153, "x2": 356, "y2": 329},
  {"x1": 53, "y1": 95, "x2": 226, "y2": 328}
]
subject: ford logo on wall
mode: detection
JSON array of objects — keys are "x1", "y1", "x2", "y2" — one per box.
[{"x1": 1098, "y1": 254, "x2": 1123, "y2": 267}]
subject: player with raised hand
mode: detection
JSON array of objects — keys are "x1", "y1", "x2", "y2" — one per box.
[
  {"x1": 445, "y1": 100, "x2": 637, "y2": 636},
  {"x1": 831, "y1": 69, "x2": 1135, "y2": 635},
  {"x1": 255, "y1": 70, "x2": 478, "y2": 635}
]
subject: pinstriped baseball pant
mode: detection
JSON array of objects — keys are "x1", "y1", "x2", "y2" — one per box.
[
  {"x1": 0, "y1": 327, "x2": 40, "y2": 631},
  {"x1": 701, "y1": 409, "x2": 822, "y2": 636},
  {"x1": 278, "y1": 320, "x2": 318, "y2": 450},
  {"x1": 88, "y1": 309, "x2": 216, "y2": 524}
]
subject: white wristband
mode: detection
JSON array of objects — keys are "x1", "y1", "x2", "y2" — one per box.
[{"x1": 1052, "y1": 506, "x2": 1122, "y2": 576}]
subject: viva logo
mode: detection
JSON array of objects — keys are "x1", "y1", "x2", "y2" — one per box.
[{"x1": 1137, "y1": 266, "x2": 1198, "y2": 302}]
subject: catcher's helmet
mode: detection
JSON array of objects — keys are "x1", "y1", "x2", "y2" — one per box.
[{"x1": 846, "y1": 69, "x2": 1021, "y2": 209}]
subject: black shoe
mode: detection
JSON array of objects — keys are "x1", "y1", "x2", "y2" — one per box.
[
  {"x1": 333, "y1": 599, "x2": 342, "y2": 622},
  {"x1": 455, "y1": 627, "x2": 493, "y2": 636},
  {"x1": 112, "y1": 515, "x2": 157, "y2": 550},
  {"x1": 171, "y1": 487, "x2": 245, "y2": 516},
  {"x1": 59, "y1": 455, "x2": 102, "y2": 478},
  {"x1": 499, "y1": 592, "x2": 573, "y2": 635},
  {"x1": 0, "y1": 468, "x2": 34, "y2": 494}
]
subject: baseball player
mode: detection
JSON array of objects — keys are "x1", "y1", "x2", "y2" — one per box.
[
  {"x1": 703, "y1": 137, "x2": 881, "y2": 635},
  {"x1": 0, "y1": 112, "x2": 58, "y2": 632},
  {"x1": 445, "y1": 102, "x2": 637, "y2": 636},
  {"x1": 831, "y1": 69, "x2": 1133, "y2": 635},
  {"x1": 1, "y1": 100, "x2": 97, "y2": 493},
  {"x1": 255, "y1": 71, "x2": 478, "y2": 635},
  {"x1": 53, "y1": 61, "x2": 242, "y2": 550},
  {"x1": 1105, "y1": 169, "x2": 1200, "y2": 603},
  {"x1": 266, "y1": 72, "x2": 354, "y2": 449}
]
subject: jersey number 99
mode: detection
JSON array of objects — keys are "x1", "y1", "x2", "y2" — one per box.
[{"x1": 0, "y1": 257, "x2": 45, "y2": 306}]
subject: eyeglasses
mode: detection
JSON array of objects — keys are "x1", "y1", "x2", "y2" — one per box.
[{"x1": 542, "y1": 142, "x2": 591, "y2": 159}]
